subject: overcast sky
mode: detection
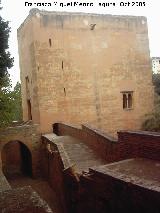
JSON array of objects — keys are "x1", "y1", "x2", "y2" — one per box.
[{"x1": 1, "y1": 0, "x2": 160, "y2": 87}]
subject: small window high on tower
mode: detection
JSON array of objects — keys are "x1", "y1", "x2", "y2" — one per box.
[{"x1": 122, "y1": 91, "x2": 133, "y2": 110}]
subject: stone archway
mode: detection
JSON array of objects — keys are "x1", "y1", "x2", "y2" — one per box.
[{"x1": 1, "y1": 141, "x2": 32, "y2": 178}]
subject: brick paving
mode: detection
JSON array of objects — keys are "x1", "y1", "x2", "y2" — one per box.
[{"x1": 44, "y1": 134, "x2": 107, "y2": 173}]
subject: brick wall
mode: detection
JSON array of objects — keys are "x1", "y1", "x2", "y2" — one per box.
[
  {"x1": 118, "y1": 131, "x2": 160, "y2": 161},
  {"x1": 51, "y1": 123, "x2": 160, "y2": 213},
  {"x1": 53, "y1": 123, "x2": 119, "y2": 162},
  {"x1": 41, "y1": 136, "x2": 69, "y2": 213},
  {"x1": 2, "y1": 141, "x2": 22, "y2": 176},
  {"x1": 0, "y1": 125, "x2": 41, "y2": 178},
  {"x1": 53, "y1": 123, "x2": 160, "y2": 162},
  {"x1": 78, "y1": 172, "x2": 160, "y2": 213}
]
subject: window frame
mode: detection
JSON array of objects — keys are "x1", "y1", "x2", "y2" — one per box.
[{"x1": 121, "y1": 91, "x2": 134, "y2": 110}]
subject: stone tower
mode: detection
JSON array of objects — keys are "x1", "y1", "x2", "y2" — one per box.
[{"x1": 17, "y1": 9, "x2": 154, "y2": 135}]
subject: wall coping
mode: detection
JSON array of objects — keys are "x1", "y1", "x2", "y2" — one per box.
[
  {"x1": 0, "y1": 124, "x2": 40, "y2": 134},
  {"x1": 53, "y1": 123, "x2": 160, "y2": 142},
  {"x1": 82, "y1": 124, "x2": 117, "y2": 143},
  {"x1": 53, "y1": 122, "x2": 117, "y2": 143},
  {"x1": 53, "y1": 122, "x2": 81, "y2": 130},
  {"x1": 118, "y1": 130, "x2": 160, "y2": 137}
]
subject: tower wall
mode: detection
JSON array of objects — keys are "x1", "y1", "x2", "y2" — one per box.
[{"x1": 18, "y1": 10, "x2": 154, "y2": 135}]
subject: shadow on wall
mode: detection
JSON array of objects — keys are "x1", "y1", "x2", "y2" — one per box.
[{"x1": 1, "y1": 141, "x2": 32, "y2": 178}]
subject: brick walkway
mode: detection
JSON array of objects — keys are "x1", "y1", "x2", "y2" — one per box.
[{"x1": 44, "y1": 134, "x2": 106, "y2": 173}]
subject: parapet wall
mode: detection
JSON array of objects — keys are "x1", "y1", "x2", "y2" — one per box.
[
  {"x1": 118, "y1": 130, "x2": 160, "y2": 161},
  {"x1": 79, "y1": 161, "x2": 160, "y2": 213},
  {"x1": 53, "y1": 123, "x2": 160, "y2": 162}
]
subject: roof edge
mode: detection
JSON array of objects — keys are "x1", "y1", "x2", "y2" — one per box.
[{"x1": 17, "y1": 8, "x2": 147, "y2": 32}]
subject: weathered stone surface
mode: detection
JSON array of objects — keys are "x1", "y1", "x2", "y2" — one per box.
[
  {"x1": 50, "y1": 123, "x2": 160, "y2": 213},
  {"x1": 8, "y1": 175, "x2": 61, "y2": 213},
  {"x1": 18, "y1": 10, "x2": 154, "y2": 136},
  {"x1": 90, "y1": 158, "x2": 160, "y2": 192},
  {"x1": 0, "y1": 125, "x2": 41, "y2": 177},
  {"x1": 43, "y1": 134, "x2": 106, "y2": 173},
  {"x1": 0, "y1": 170, "x2": 11, "y2": 193},
  {"x1": 78, "y1": 158, "x2": 160, "y2": 213},
  {"x1": 0, "y1": 186, "x2": 53, "y2": 213}
]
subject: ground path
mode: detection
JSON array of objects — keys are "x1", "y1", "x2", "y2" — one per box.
[{"x1": 7, "y1": 174, "x2": 61, "y2": 213}]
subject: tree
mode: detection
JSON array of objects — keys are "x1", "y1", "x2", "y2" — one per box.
[
  {"x1": 0, "y1": 0, "x2": 13, "y2": 89},
  {"x1": 152, "y1": 73, "x2": 160, "y2": 95},
  {"x1": 142, "y1": 95, "x2": 160, "y2": 131},
  {"x1": 141, "y1": 73, "x2": 160, "y2": 131},
  {"x1": 11, "y1": 82, "x2": 22, "y2": 121},
  {"x1": 0, "y1": 82, "x2": 22, "y2": 128},
  {"x1": 0, "y1": 0, "x2": 17, "y2": 128}
]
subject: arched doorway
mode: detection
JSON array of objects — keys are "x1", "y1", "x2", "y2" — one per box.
[{"x1": 1, "y1": 141, "x2": 32, "y2": 178}]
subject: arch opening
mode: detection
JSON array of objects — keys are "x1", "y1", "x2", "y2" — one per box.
[{"x1": 1, "y1": 141, "x2": 32, "y2": 178}]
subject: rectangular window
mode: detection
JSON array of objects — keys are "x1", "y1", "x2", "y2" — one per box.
[
  {"x1": 25, "y1": 76, "x2": 29, "y2": 94},
  {"x1": 49, "y1": 38, "x2": 52, "y2": 47},
  {"x1": 62, "y1": 61, "x2": 63, "y2": 70},
  {"x1": 27, "y1": 99, "x2": 32, "y2": 120},
  {"x1": 122, "y1": 91, "x2": 133, "y2": 110},
  {"x1": 64, "y1": 87, "x2": 66, "y2": 96}
]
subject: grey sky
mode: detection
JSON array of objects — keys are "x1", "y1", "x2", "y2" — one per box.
[{"x1": 1, "y1": 0, "x2": 160, "y2": 87}]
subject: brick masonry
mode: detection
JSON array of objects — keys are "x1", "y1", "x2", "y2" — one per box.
[
  {"x1": 0, "y1": 122, "x2": 160, "y2": 212},
  {"x1": 18, "y1": 9, "x2": 154, "y2": 135},
  {"x1": 0, "y1": 125, "x2": 41, "y2": 178},
  {"x1": 48, "y1": 122, "x2": 160, "y2": 213},
  {"x1": 53, "y1": 123, "x2": 160, "y2": 162},
  {"x1": 79, "y1": 165, "x2": 160, "y2": 213}
]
